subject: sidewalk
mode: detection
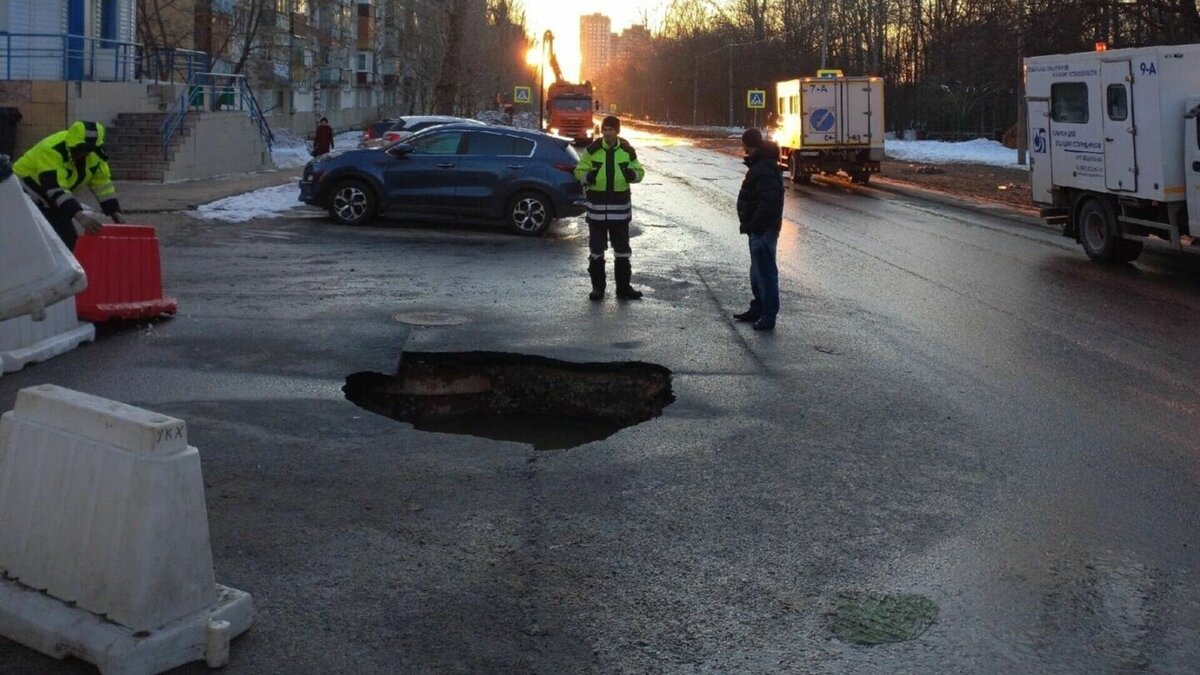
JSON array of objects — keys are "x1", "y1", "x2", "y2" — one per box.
[{"x1": 112, "y1": 169, "x2": 302, "y2": 214}]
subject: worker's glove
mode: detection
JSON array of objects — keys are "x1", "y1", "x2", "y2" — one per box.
[
  {"x1": 110, "y1": 211, "x2": 126, "y2": 224},
  {"x1": 73, "y1": 211, "x2": 104, "y2": 235},
  {"x1": 620, "y1": 162, "x2": 637, "y2": 183},
  {"x1": 585, "y1": 169, "x2": 599, "y2": 186}
]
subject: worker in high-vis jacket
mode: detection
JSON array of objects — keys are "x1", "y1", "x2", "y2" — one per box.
[
  {"x1": 574, "y1": 115, "x2": 646, "y2": 301},
  {"x1": 14, "y1": 120, "x2": 125, "y2": 250}
]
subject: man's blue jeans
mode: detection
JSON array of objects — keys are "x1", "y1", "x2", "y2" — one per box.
[{"x1": 748, "y1": 230, "x2": 779, "y2": 319}]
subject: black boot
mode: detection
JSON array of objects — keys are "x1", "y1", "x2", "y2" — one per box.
[
  {"x1": 587, "y1": 258, "x2": 606, "y2": 301},
  {"x1": 733, "y1": 301, "x2": 760, "y2": 322},
  {"x1": 614, "y1": 257, "x2": 643, "y2": 300}
]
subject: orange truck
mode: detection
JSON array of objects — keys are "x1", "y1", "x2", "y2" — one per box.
[
  {"x1": 546, "y1": 81, "x2": 596, "y2": 144},
  {"x1": 542, "y1": 30, "x2": 596, "y2": 145}
]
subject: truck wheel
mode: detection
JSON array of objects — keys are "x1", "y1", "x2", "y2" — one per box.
[
  {"x1": 328, "y1": 179, "x2": 377, "y2": 226},
  {"x1": 1077, "y1": 198, "x2": 1141, "y2": 263},
  {"x1": 850, "y1": 171, "x2": 872, "y2": 185},
  {"x1": 788, "y1": 156, "x2": 811, "y2": 185},
  {"x1": 507, "y1": 191, "x2": 553, "y2": 236}
]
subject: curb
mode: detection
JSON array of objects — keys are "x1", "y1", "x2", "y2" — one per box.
[{"x1": 866, "y1": 176, "x2": 1050, "y2": 230}]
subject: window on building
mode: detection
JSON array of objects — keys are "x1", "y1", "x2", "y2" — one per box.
[
  {"x1": 100, "y1": 0, "x2": 118, "y2": 46},
  {"x1": 1051, "y1": 82, "x2": 1088, "y2": 124},
  {"x1": 1106, "y1": 84, "x2": 1128, "y2": 121},
  {"x1": 357, "y1": 53, "x2": 367, "y2": 71}
]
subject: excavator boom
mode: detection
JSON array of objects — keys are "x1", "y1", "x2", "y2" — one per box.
[{"x1": 543, "y1": 30, "x2": 564, "y2": 83}]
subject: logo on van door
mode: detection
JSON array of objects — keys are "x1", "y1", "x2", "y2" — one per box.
[{"x1": 1033, "y1": 127, "x2": 1048, "y2": 154}]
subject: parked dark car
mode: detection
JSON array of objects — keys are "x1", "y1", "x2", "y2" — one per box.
[{"x1": 300, "y1": 124, "x2": 586, "y2": 236}]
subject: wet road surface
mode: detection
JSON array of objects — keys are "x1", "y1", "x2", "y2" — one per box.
[{"x1": 0, "y1": 128, "x2": 1197, "y2": 673}]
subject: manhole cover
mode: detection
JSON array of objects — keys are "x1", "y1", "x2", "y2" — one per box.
[
  {"x1": 827, "y1": 592, "x2": 938, "y2": 645},
  {"x1": 392, "y1": 312, "x2": 469, "y2": 327},
  {"x1": 344, "y1": 351, "x2": 674, "y2": 450}
]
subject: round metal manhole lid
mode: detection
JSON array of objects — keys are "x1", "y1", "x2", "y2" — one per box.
[
  {"x1": 392, "y1": 311, "x2": 469, "y2": 327},
  {"x1": 827, "y1": 592, "x2": 938, "y2": 645}
]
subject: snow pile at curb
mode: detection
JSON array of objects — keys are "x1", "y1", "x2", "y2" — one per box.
[
  {"x1": 272, "y1": 130, "x2": 364, "y2": 168},
  {"x1": 885, "y1": 138, "x2": 1025, "y2": 169},
  {"x1": 192, "y1": 183, "x2": 304, "y2": 222}
]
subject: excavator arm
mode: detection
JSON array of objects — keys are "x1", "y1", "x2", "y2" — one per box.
[{"x1": 544, "y1": 30, "x2": 564, "y2": 84}]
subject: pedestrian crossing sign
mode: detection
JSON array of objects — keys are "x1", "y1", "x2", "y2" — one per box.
[
  {"x1": 747, "y1": 90, "x2": 766, "y2": 109},
  {"x1": 513, "y1": 86, "x2": 531, "y2": 104}
]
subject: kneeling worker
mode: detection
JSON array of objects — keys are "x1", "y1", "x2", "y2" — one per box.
[{"x1": 14, "y1": 120, "x2": 125, "y2": 250}]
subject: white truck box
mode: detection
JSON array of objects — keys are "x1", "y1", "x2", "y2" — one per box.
[
  {"x1": 1025, "y1": 44, "x2": 1200, "y2": 262},
  {"x1": 772, "y1": 74, "x2": 885, "y2": 184}
]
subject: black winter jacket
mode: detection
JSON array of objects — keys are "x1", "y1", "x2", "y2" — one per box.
[{"x1": 736, "y1": 141, "x2": 784, "y2": 235}]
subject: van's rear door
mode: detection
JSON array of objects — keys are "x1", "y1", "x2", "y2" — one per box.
[
  {"x1": 1186, "y1": 97, "x2": 1200, "y2": 229},
  {"x1": 1027, "y1": 98, "x2": 1053, "y2": 204}
]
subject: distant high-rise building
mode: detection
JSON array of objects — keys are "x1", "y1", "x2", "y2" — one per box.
[
  {"x1": 613, "y1": 25, "x2": 652, "y2": 66},
  {"x1": 580, "y1": 13, "x2": 611, "y2": 83}
]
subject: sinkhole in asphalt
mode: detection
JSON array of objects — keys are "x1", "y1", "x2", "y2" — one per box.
[{"x1": 343, "y1": 352, "x2": 674, "y2": 450}]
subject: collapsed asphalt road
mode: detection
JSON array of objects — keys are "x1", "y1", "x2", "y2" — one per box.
[{"x1": 1, "y1": 130, "x2": 1198, "y2": 673}]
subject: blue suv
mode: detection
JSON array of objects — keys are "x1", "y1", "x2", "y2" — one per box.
[{"x1": 300, "y1": 123, "x2": 586, "y2": 236}]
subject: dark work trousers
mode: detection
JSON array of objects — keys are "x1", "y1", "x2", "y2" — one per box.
[
  {"x1": 588, "y1": 221, "x2": 632, "y2": 260},
  {"x1": 38, "y1": 203, "x2": 79, "y2": 251}
]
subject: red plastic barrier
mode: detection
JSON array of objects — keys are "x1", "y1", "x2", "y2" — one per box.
[{"x1": 73, "y1": 225, "x2": 178, "y2": 322}]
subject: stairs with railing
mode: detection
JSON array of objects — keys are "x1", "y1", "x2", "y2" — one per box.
[
  {"x1": 104, "y1": 73, "x2": 275, "y2": 182},
  {"x1": 105, "y1": 113, "x2": 193, "y2": 181}
]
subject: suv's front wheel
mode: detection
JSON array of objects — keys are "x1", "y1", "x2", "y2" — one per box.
[
  {"x1": 507, "y1": 191, "x2": 553, "y2": 236},
  {"x1": 328, "y1": 179, "x2": 377, "y2": 225}
]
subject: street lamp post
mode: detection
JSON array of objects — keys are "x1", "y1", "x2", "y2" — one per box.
[
  {"x1": 694, "y1": 43, "x2": 731, "y2": 126},
  {"x1": 538, "y1": 38, "x2": 546, "y2": 130}
]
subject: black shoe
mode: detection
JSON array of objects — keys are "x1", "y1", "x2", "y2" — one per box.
[
  {"x1": 733, "y1": 309, "x2": 759, "y2": 322},
  {"x1": 752, "y1": 317, "x2": 776, "y2": 331},
  {"x1": 587, "y1": 258, "x2": 606, "y2": 301},
  {"x1": 614, "y1": 258, "x2": 642, "y2": 300}
]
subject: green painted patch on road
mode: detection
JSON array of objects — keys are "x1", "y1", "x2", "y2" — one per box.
[{"x1": 828, "y1": 592, "x2": 938, "y2": 644}]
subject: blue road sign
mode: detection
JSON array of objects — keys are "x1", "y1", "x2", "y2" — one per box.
[
  {"x1": 810, "y1": 108, "x2": 835, "y2": 133},
  {"x1": 513, "y1": 86, "x2": 531, "y2": 104},
  {"x1": 747, "y1": 90, "x2": 766, "y2": 109}
]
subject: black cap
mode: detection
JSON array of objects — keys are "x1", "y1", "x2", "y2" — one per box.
[
  {"x1": 741, "y1": 128, "x2": 763, "y2": 148},
  {"x1": 601, "y1": 115, "x2": 620, "y2": 131}
]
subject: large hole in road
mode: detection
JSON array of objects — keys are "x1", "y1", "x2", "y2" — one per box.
[{"x1": 344, "y1": 352, "x2": 674, "y2": 450}]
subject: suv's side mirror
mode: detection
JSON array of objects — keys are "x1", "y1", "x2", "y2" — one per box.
[{"x1": 388, "y1": 143, "x2": 415, "y2": 157}]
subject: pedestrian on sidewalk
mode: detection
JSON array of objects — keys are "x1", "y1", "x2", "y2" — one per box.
[
  {"x1": 13, "y1": 120, "x2": 124, "y2": 251},
  {"x1": 575, "y1": 115, "x2": 646, "y2": 301},
  {"x1": 313, "y1": 117, "x2": 335, "y2": 156},
  {"x1": 734, "y1": 128, "x2": 784, "y2": 331}
]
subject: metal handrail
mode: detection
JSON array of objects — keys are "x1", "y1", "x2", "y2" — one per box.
[
  {"x1": 159, "y1": 72, "x2": 275, "y2": 160},
  {"x1": 1, "y1": 31, "x2": 140, "y2": 81},
  {"x1": 141, "y1": 47, "x2": 209, "y2": 84}
]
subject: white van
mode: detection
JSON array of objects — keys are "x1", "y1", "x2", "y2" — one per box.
[{"x1": 1025, "y1": 44, "x2": 1200, "y2": 262}]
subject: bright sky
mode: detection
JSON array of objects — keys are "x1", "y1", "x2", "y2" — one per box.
[{"x1": 521, "y1": 1, "x2": 665, "y2": 82}]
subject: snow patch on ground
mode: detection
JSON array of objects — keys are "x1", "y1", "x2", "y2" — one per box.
[
  {"x1": 271, "y1": 129, "x2": 365, "y2": 168},
  {"x1": 885, "y1": 138, "x2": 1024, "y2": 168},
  {"x1": 192, "y1": 183, "x2": 305, "y2": 222}
]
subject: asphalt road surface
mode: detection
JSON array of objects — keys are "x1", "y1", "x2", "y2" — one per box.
[{"x1": 1, "y1": 129, "x2": 1197, "y2": 674}]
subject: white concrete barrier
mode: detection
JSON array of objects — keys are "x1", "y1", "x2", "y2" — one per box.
[
  {"x1": 0, "y1": 298, "x2": 95, "y2": 375},
  {"x1": 0, "y1": 385, "x2": 253, "y2": 674},
  {"x1": 0, "y1": 173, "x2": 87, "y2": 322}
]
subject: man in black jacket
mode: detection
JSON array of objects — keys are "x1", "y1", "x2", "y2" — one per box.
[{"x1": 734, "y1": 128, "x2": 784, "y2": 331}]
